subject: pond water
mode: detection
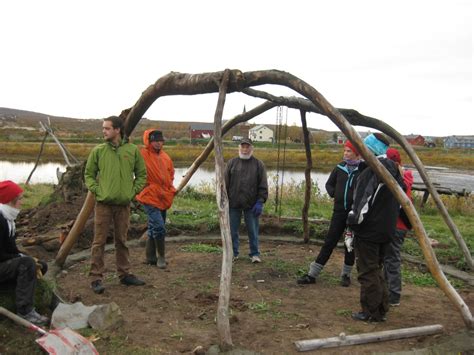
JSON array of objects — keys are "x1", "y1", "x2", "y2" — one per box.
[{"x1": 0, "y1": 161, "x2": 331, "y2": 191}]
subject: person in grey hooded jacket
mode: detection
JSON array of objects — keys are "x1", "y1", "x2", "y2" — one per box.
[{"x1": 224, "y1": 138, "x2": 268, "y2": 263}]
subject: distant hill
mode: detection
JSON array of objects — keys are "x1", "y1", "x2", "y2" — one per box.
[{"x1": 0, "y1": 107, "x2": 331, "y2": 142}]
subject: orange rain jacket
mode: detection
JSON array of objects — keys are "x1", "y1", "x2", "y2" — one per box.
[{"x1": 136, "y1": 129, "x2": 176, "y2": 210}]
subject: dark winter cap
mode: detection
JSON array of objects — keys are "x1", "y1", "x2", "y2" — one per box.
[
  {"x1": 239, "y1": 138, "x2": 253, "y2": 146},
  {"x1": 149, "y1": 130, "x2": 165, "y2": 142},
  {"x1": 0, "y1": 180, "x2": 23, "y2": 204}
]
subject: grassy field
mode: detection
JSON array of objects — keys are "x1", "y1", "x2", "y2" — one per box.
[
  {"x1": 3, "y1": 141, "x2": 474, "y2": 169},
  {"x1": 21, "y1": 179, "x2": 474, "y2": 271}
]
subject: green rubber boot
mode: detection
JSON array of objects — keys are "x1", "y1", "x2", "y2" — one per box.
[
  {"x1": 145, "y1": 238, "x2": 157, "y2": 266},
  {"x1": 156, "y1": 238, "x2": 167, "y2": 269}
]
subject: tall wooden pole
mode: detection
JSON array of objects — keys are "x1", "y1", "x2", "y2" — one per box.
[
  {"x1": 213, "y1": 70, "x2": 233, "y2": 350},
  {"x1": 300, "y1": 110, "x2": 312, "y2": 243}
]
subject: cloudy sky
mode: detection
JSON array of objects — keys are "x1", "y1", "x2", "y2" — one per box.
[{"x1": 1, "y1": 0, "x2": 472, "y2": 136}]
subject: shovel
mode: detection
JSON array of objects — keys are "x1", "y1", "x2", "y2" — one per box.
[{"x1": 0, "y1": 306, "x2": 99, "y2": 355}]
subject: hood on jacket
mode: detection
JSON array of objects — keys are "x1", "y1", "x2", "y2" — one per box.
[{"x1": 143, "y1": 128, "x2": 163, "y2": 149}]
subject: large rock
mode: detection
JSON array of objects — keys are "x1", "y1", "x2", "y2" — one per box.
[
  {"x1": 88, "y1": 302, "x2": 123, "y2": 330},
  {"x1": 51, "y1": 302, "x2": 97, "y2": 329}
]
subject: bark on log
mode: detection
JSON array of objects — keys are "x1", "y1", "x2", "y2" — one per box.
[
  {"x1": 300, "y1": 110, "x2": 312, "y2": 243},
  {"x1": 294, "y1": 324, "x2": 444, "y2": 351},
  {"x1": 213, "y1": 70, "x2": 233, "y2": 350}
]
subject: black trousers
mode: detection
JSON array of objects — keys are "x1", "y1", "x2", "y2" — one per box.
[
  {"x1": 315, "y1": 210, "x2": 355, "y2": 266},
  {"x1": 354, "y1": 237, "x2": 389, "y2": 320},
  {"x1": 0, "y1": 256, "x2": 39, "y2": 315}
]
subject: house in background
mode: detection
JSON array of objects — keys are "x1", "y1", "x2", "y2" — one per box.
[
  {"x1": 444, "y1": 135, "x2": 474, "y2": 149},
  {"x1": 249, "y1": 124, "x2": 274, "y2": 142},
  {"x1": 335, "y1": 131, "x2": 371, "y2": 145},
  {"x1": 405, "y1": 134, "x2": 425, "y2": 146},
  {"x1": 189, "y1": 123, "x2": 214, "y2": 139}
]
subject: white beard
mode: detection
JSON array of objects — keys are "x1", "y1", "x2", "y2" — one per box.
[{"x1": 239, "y1": 151, "x2": 253, "y2": 160}]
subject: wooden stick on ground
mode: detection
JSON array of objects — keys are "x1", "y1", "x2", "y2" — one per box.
[{"x1": 294, "y1": 324, "x2": 444, "y2": 352}]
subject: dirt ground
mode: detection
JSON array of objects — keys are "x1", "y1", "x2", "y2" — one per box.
[{"x1": 54, "y1": 237, "x2": 474, "y2": 354}]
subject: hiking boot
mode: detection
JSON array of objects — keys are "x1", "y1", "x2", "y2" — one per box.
[
  {"x1": 351, "y1": 311, "x2": 370, "y2": 321},
  {"x1": 251, "y1": 256, "x2": 262, "y2": 263},
  {"x1": 232, "y1": 256, "x2": 239, "y2": 262},
  {"x1": 91, "y1": 280, "x2": 105, "y2": 294},
  {"x1": 297, "y1": 274, "x2": 316, "y2": 285},
  {"x1": 120, "y1": 275, "x2": 146, "y2": 286},
  {"x1": 390, "y1": 302, "x2": 400, "y2": 307},
  {"x1": 340, "y1": 275, "x2": 351, "y2": 287},
  {"x1": 19, "y1": 309, "x2": 49, "y2": 326},
  {"x1": 352, "y1": 311, "x2": 386, "y2": 322}
]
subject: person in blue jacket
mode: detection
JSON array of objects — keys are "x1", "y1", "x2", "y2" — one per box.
[{"x1": 297, "y1": 140, "x2": 361, "y2": 286}]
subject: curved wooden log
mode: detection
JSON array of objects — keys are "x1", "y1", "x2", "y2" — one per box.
[
  {"x1": 271, "y1": 71, "x2": 473, "y2": 329},
  {"x1": 176, "y1": 101, "x2": 277, "y2": 194},
  {"x1": 242, "y1": 88, "x2": 473, "y2": 269},
  {"x1": 213, "y1": 70, "x2": 233, "y2": 349}
]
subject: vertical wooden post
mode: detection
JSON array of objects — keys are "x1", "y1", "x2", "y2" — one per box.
[
  {"x1": 26, "y1": 131, "x2": 48, "y2": 185},
  {"x1": 213, "y1": 69, "x2": 233, "y2": 350},
  {"x1": 300, "y1": 110, "x2": 312, "y2": 243}
]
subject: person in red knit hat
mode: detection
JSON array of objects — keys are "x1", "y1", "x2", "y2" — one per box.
[
  {"x1": 0, "y1": 180, "x2": 49, "y2": 325},
  {"x1": 297, "y1": 139, "x2": 361, "y2": 287},
  {"x1": 384, "y1": 148, "x2": 414, "y2": 307}
]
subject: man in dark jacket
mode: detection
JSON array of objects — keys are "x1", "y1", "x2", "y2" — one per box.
[
  {"x1": 297, "y1": 140, "x2": 360, "y2": 286},
  {"x1": 224, "y1": 138, "x2": 268, "y2": 263},
  {"x1": 347, "y1": 133, "x2": 405, "y2": 322}
]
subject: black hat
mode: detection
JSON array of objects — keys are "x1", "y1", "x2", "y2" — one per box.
[
  {"x1": 149, "y1": 130, "x2": 164, "y2": 142},
  {"x1": 239, "y1": 137, "x2": 253, "y2": 146}
]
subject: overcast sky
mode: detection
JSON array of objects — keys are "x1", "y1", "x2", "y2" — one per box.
[{"x1": 1, "y1": 0, "x2": 472, "y2": 136}]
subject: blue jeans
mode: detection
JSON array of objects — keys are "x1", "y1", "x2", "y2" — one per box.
[
  {"x1": 229, "y1": 208, "x2": 260, "y2": 257},
  {"x1": 143, "y1": 204, "x2": 167, "y2": 240}
]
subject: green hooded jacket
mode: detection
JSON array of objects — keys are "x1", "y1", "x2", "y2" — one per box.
[{"x1": 84, "y1": 141, "x2": 147, "y2": 205}]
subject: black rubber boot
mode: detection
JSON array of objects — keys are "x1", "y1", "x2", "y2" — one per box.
[
  {"x1": 145, "y1": 238, "x2": 157, "y2": 266},
  {"x1": 156, "y1": 238, "x2": 166, "y2": 269}
]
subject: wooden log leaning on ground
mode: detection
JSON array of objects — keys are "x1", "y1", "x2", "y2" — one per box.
[
  {"x1": 212, "y1": 69, "x2": 233, "y2": 350},
  {"x1": 294, "y1": 324, "x2": 444, "y2": 352},
  {"x1": 58, "y1": 70, "x2": 473, "y2": 329}
]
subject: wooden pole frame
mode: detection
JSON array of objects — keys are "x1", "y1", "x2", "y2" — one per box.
[{"x1": 57, "y1": 69, "x2": 473, "y2": 330}]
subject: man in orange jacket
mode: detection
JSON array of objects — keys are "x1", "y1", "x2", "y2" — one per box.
[{"x1": 136, "y1": 129, "x2": 176, "y2": 269}]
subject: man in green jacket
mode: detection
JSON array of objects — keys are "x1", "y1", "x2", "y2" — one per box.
[{"x1": 84, "y1": 116, "x2": 147, "y2": 294}]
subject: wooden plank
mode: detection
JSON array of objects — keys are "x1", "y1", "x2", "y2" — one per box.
[
  {"x1": 411, "y1": 169, "x2": 474, "y2": 196},
  {"x1": 294, "y1": 324, "x2": 443, "y2": 352}
]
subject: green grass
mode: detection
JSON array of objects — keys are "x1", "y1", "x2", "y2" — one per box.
[
  {"x1": 20, "y1": 183, "x2": 55, "y2": 209},
  {"x1": 180, "y1": 243, "x2": 222, "y2": 254}
]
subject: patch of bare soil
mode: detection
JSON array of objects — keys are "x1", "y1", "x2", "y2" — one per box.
[{"x1": 56, "y1": 238, "x2": 474, "y2": 354}]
